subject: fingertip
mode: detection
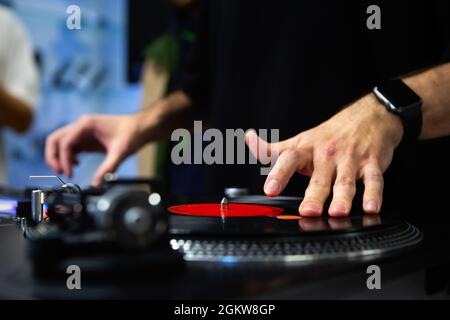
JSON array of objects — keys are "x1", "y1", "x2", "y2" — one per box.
[
  {"x1": 47, "y1": 161, "x2": 60, "y2": 174},
  {"x1": 328, "y1": 202, "x2": 350, "y2": 217},
  {"x1": 245, "y1": 128, "x2": 257, "y2": 137},
  {"x1": 245, "y1": 129, "x2": 258, "y2": 145},
  {"x1": 61, "y1": 158, "x2": 73, "y2": 181},
  {"x1": 264, "y1": 179, "x2": 280, "y2": 196},
  {"x1": 299, "y1": 202, "x2": 323, "y2": 217},
  {"x1": 364, "y1": 200, "x2": 380, "y2": 214},
  {"x1": 62, "y1": 164, "x2": 71, "y2": 178},
  {"x1": 93, "y1": 167, "x2": 109, "y2": 187},
  {"x1": 92, "y1": 175, "x2": 102, "y2": 188}
]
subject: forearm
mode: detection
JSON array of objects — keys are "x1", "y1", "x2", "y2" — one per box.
[
  {"x1": 402, "y1": 62, "x2": 450, "y2": 140},
  {"x1": 0, "y1": 84, "x2": 33, "y2": 133},
  {"x1": 134, "y1": 90, "x2": 195, "y2": 143}
]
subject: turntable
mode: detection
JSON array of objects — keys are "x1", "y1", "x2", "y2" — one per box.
[
  {"x1": 167, "y1": 194, "x2": 423, "y2": 264},
  {"x1": 8, "y1": 178, "x2": 423, "y2": 274},
  {"x1": 0, "y1": 178, "x2": 431, "y2": 299}
]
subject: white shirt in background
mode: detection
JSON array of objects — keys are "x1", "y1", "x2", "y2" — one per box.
[{"x1": 0, "y1": 5, "x2": 40, "y2": 184}]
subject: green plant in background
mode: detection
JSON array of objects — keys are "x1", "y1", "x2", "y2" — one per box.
[
  {"x1": 181, "y1": 30, "x2": 197, "y2": 44},
  {"x1": 142, "y1": 30, "x2": 197, "y2": 179},
  {"x1": 142, "y1": 34, "x2": 179, "y2": 178},
  {"x1": 143, "y1": 33, "x2": 179, "y2": 73}
]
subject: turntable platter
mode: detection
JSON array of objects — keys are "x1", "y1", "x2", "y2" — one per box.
[{"x1": 167, "y1": 196, "x2": 423, "y2": 264}]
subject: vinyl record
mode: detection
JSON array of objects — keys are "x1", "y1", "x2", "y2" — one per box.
[{"x1": 168, "y1": 203, "x2": 284, "y2": 217}]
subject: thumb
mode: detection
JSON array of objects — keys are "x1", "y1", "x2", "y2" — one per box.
[{"x1": 92, "y1": 149, "x2": 124, "y2": 187}]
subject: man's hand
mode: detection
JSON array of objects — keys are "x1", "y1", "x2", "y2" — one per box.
[
  {"x1": 45, "y1": 91, "x2": 193, "y2": 186},
  {"x1": 45, "y1": 114, "x2": 144, "y2": 186},
  {"x1": 245, "y1": 94, "x2": 404, "y2": 216}
]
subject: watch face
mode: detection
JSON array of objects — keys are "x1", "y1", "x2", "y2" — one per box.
[{"x1": 376, "y1": 80, "x2": 422, "y2": 111}]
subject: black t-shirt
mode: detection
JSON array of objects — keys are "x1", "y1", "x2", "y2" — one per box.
[{"x1": 179, "y1": 0, "x2": 450, "y2": 215}]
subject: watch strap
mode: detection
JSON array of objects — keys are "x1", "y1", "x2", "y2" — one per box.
[
  {"x1": 372, "y1": 80, "x2": 423, "y2": 143},
  {"x1": 399, "y1": 101, "x2": 422, "y2": 142}
]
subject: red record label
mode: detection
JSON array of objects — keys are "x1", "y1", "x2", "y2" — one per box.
[{"x1": 168, "y1": 203, "x2": 284, "y2": 217}]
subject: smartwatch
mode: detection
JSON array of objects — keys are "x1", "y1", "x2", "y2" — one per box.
[{"x1": 373, "y1": 79, "x2": 423, "y2": 142}]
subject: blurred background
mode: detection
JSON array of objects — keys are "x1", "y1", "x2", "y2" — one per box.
[{"x1": 1, "y1": 0, "x2": 200, "y2": 191}]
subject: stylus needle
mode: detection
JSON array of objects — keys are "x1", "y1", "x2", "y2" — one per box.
[{"x1": 220, "y1": 197, "x2": 229, "y2": 211}]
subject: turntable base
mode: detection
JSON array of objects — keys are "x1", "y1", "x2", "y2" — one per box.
[
  {"x1": 170, "y1": 219, "x2": 422, "y2": 263},
  {"x1": 0, "y1": 194, "x2": 438, "y2": 299}
]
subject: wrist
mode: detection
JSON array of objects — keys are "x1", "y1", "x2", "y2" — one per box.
[
  {"x1": 130, "y1": 111, "x2": 152, "y2": 147},
  {"x1": 363, "y1": 93, "x2": 404, "y2": 147},
  {"x1": 132, "y1": 98, "x2": 169, "y2": 144},
  {"x1": 372, "y1": 79, "x2": 423, "y2": 143}
]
